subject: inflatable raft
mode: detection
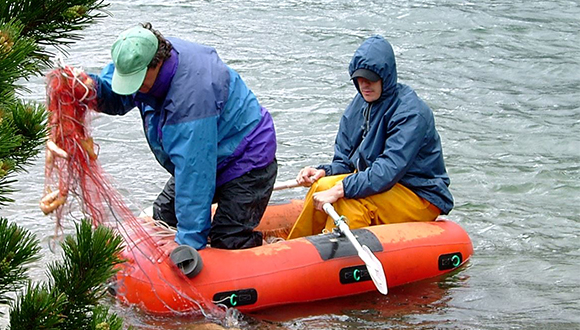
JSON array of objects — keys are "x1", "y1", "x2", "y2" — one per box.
[{"x1": 110, "y1": 200, "x2": 472, "y2": 314}]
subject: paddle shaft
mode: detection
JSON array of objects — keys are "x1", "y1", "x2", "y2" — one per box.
[
  {"x1": 273, "y1": 179, "x2": 300, "y2": 191},
  {"x1": 323, "y1": 203, "x2": 367, "y2": 255},
  {"x1": 322, "y1": 203, "x2": 388, "y2": 295},
  {"x1": 273, "y1": 175, "x2": 319, "y2": 191}
]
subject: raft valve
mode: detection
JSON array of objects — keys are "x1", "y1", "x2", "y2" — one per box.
[{"x1": 170, "y1": 245, "x2": 204, "y2": 278}]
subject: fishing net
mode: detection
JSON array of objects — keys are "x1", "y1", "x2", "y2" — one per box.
[{"x1": 41, "y1": 64, "x2": 228, "y2": 321}]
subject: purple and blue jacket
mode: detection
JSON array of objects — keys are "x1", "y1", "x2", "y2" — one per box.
[{"x1": 91, "y1": 37, "x2": 277, "y2": 249}]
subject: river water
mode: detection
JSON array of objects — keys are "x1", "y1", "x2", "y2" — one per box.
[{"x1": 2, "y1": 0, "x2": 579, "y2": 329}]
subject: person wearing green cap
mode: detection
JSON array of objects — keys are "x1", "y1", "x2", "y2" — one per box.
[
  {"x1": 89, "y1": 23, "x2": 277, "y2": 251},
  {"x1": 286, "y1": 35, "x2": 453, "y2": 239}
]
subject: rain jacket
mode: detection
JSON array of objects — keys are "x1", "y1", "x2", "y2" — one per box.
[
  {"x1": 91, "y1": 37, "x2": 277, "y2": 249},
  {"x1": 318, "y1": 35, "x2": 453, "y2": 214}
]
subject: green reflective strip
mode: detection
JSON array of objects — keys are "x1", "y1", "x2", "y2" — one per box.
[
  {"x1": 229, "y1": 294, "x2": 238, "y2": 306},
  {"x1": 353, "y1": 269, "x2": 361, "y2": 281},
  {"x1": 451, "y1": 255, "x2": 461, "y2": 267}
]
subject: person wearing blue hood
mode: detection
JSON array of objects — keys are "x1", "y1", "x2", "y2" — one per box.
[
  {"x1": 89, "y1": 23, "x2": 277, "y2": 250},
  {"x1": 287, "y1": 35, "x2": 453, "y2": 239}
]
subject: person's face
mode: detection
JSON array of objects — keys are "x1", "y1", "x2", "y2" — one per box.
[
  {"x1": 138, "y1": 62, "x2": 162, "y2": 93},
  {"x1": 357, "y1": 77, "x2": 382, "y2": 103}
]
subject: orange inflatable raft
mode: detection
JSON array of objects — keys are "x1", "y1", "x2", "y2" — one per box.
[{"x1": 111, "y1": 200, "x2": 473, "y2": 314}]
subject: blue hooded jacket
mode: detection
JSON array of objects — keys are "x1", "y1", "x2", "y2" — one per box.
[
  {"x1": 91, "y1": 37, "x2": 277, "y2": 249},
  {"x1": 318, "y1": 35, "x2": 453, "y2": 214}
]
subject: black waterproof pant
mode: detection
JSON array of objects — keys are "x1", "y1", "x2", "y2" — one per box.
[{"x1": 152, "y1": 160, "x2": 277, "y2": 249}]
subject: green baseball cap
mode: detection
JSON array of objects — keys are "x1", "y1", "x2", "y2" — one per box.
[{"x1": 111, "y1": 26, "x2": 159, "y2": 95}]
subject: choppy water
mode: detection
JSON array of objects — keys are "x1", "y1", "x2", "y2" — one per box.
[{"x1": 2, "y1": 0, "x2": 579, "y2": 329}]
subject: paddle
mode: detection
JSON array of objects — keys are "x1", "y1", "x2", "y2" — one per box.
[
  {"x1": 273, "y1": 179, "x2": 300, "y2": 191},
  {"x1": 140, "y1": 179, "x2": 301, "y2": 218},
  {"x1": 322, "y1": 203, "x2": 388, "y2": 295}
]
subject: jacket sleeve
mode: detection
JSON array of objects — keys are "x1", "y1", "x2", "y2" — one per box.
[
  {"x1": 89, "y1": 63, "x2": 135, "y2": 115},
  {"x1": 342, "y1": 111, "x2": 428, "y2": 198},
  {"x1": 162, "y1": 116, "x2": 218, "y2": 250}
]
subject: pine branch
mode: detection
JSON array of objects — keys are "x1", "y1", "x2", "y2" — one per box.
[
  {"x1": 0, "y1": 19, "x2": 42, "y2": 91},
  {"x1": 49, "y1": 220, "x2": 125, "y2": 329},
  {"x1": 0, "y1": 175, "x2": 17, "y2": 206},
  {"x1": 0, "y1": 98, "x2": 47, "y2": 206},
  {"x1": 9, "y1": 220, "x2": 126, "y2": 330},
  {"x1": 0, "y1": 113, "x2": 22, "y2": 159},
  {"x1": 2, "y1": 100, "x2": 48, "y2": 171},
  {"x1": 47, "y1": 304, "x2": 129, "y2": 330},
  {"x1": 0, "y1": 0, "x2": 110, "y2": 64},
  {"x1": 8, "y1": 282, "x2": 67, "y2": 330},
  {"x1": 90, "y1": 305, "x2": 126, "y2": 330},
  {"x1": 0, "y1": 217, "x2": 41, "y2": 306}
]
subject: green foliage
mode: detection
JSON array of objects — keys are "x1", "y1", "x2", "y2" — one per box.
[
  {"x1": 51, "y1": 221, "x2": 125, "y2": 325},
  {"x1": 0, "y1": 1, "x2": 129, "y2": 329},
  {"x1": 0, "y1": 19, "x2": 39, "y2": 92},
  {"x1": 8, "y1": 282, "x2": 68, "y2": 329},
  {"x1": 0, "y1": 0, "x2": 110, "y2": 65},
  {"x1": 9, "y1": 220, "x2": 126, "y2": 330},
  {"x1": 0, "y1": 98, "x2": 47, "y2": 206},
  {"x1": 0, "y1": 217, "x2": 41, "y2": 306},
  {"x1": 0, "y1": 19, "x2": 42, "y2": 201},
  {"x1": 90, "y1": 305, "x2": 126, "y2": 330},
  {"x1": 0, "y1": 100, "x2": 47, "y2": 165},
  {"x1": 0, "y1": 174, "x2": 16, "y2": 205}
]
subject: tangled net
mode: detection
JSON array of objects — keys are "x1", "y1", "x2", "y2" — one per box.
[
  {"x1": 41, "y1": 64, "x2": 226, "y2": 321},
  {"x1": 42, "y1": 65, "x2": 125, "y2": 228}
]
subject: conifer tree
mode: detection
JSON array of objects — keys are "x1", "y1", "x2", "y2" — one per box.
[{"x1": 0, "y1": 1, "x2": 129, "y2": 329}]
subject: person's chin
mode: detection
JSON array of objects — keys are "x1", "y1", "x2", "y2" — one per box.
[{"x1": 363, "y1": 95, "x2": 376, "y2": 102}]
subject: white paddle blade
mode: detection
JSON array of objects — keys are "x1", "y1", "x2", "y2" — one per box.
[
  {"x1": 322, "y1": 203, "x2": 389, "y2": 295},
  {"x1": 361, "y1": 245, "x2": 388, "y2": 295}
]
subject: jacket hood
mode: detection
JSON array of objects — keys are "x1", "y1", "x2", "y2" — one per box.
[{"x1": 349, "y1": 35, "x2": 397, "y2": 103}]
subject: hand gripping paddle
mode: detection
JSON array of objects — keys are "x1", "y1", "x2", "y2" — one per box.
[{"x1": 323, "y1": 203, "x2": 388, "y2": 295}]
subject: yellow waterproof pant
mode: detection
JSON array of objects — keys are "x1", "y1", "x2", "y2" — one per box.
[{"x1": 287, "y1": 174, "x2": 441, "y2": 239}]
